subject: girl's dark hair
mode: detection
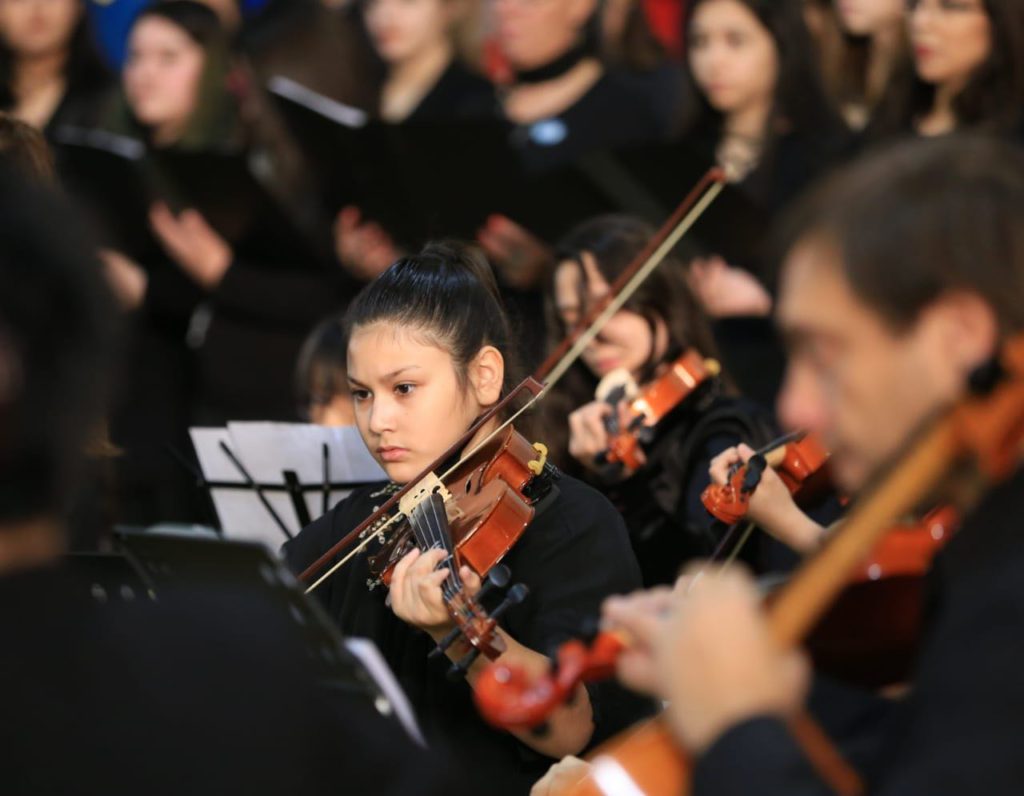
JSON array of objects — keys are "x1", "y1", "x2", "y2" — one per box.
[
  {"x1": 0, "y1": 113, "x2": 55, "y2": 182},
  {"x1": 343, "y1": 241, "x2": 518, "y2": 398},
  {"x1": 119, "y1": 1, "x2": 238, "y2": 149},
  {"x1": 295, "y1": 315, "x2": 348, "y2": 421},
  {"x1": 870, "y1": 0, "x2": 1024, "y2": 137},
  {"x1": 678, "y1": 0, "x2": 846, "y2": 145},
  {"x1": 779, "y1": 134, "x2": 1024, "y2": 335},
  {"x1": 0, "y1": 0, "x2": 110, "y2": 111},
  {"x1": 602, "y1": 1, "x2": 669, "y2": 71},
  {"x1": 542, "y1": 214, "x2": 721, "y2": 469}
]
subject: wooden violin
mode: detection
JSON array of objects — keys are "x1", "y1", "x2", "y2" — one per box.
[
  {"x1": 701, "y1": 430, "x2": 832, "y2": 525},
  {"x1": 805, "y1": 505, "x2": 958, "y2": 687},
  {"x1": 594, "y1": 350, "x2": 721, "y2": 478}
]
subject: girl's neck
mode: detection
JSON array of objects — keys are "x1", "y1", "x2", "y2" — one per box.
[
  {"x1": 14, "y1": 50, "x2": 67, "y2": 95},
  {"x1": 381, "y1": 39, "x2": 454, "y2": 123},
  {"x1": 723, "y1": 98, "x2": 770, "y2": 142},
  {"x1": 11, "y1": 51, "x2": 67, "y2": 128},
  {"x1": 150, "y1": 119, "x2": 188, "y2": 148},
  {"x1": 919, "y1": 78, "x2": 965, "y2": 137}
]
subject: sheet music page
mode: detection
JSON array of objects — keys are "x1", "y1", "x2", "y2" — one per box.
[{"x1": 190, "y1": 424, "x2": 387, "y2": 548}]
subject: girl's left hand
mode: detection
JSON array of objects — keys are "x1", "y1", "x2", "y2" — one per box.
[
  {"x1": 150, "y1": 203, "x2": 233, "y2": 290},
  {"x1": 389, "y1": 547, "x2": 482, "y2": 639}
]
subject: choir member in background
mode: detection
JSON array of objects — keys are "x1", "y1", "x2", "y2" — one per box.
[
  {"x1": 676, "y1": 0, "x2": 852, "y2": 408},
  {"x1": 805, "y1": 0, "x2": 906, "y2": 129},
  {"x1": 0, "y1": 0, "x2": 111, "y2": 142},
  {"x1": 869, "y1": 0, "x2": 1024, "y2": 139}
]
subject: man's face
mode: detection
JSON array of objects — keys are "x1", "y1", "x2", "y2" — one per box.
[{"x1": 776, "y1": 237, "x2": 970, "y2": 494}]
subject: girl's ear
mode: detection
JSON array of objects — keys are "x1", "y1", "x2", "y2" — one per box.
[{"x1": 468, "y1": 345, "x2": 505, "y2": 408}]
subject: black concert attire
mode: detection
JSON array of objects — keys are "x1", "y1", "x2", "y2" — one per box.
[
  {"x1": 284, "y1": 469, "x2": 658, "y2": 796},
  {"x1": 0, "y1": 560, "x2": 466, "y2": 796}
]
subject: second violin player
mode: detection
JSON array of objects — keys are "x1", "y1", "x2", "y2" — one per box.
[{"x1": 542, "y1": 215, "x2": 776, "y2": 585}]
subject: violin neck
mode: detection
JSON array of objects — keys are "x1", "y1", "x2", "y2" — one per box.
[{"x1": 408, "y1": 492, "x2": 463, "y2": 593}]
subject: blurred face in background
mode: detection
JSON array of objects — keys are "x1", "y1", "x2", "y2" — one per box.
[
  {"x1": 834, "y1": 0, "x2": 903, "y2": 36},
  {"x1": 908, "y1": 0, "x2": 991, "y2": 89},
  {"x1": 124, "y1": 16, "x2": 204, "y2": 141},
  {"x1": 554, "y1": 253, "x2": 668, "y2": 381},
  {"x1": 0, "y1": 0, "x2": 80, "y2": 59},
  {"x1": 363, "y1": 0, "x2": 454, "y2": 65},
  {"x1": 688, "y1": 0, "x2": 779, "y2": 117},
  {"x1": 493, "y1": 0, "x2": 596, "y2": 71}
]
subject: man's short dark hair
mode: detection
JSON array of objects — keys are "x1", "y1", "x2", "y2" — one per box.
[{"x1": 780, "y1": 135, "x2": 1024, "y2": 334}]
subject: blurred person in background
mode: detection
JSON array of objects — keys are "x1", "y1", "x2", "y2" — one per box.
[{"x1": 0, "y1": 0, "x2": 111, "y2": 143}]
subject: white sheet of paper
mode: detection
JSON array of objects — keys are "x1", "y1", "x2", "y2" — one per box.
[{"x1": 190, "y1": 424, "x2": 387, "y2": 549}]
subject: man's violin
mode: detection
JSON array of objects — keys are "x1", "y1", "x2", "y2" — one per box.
[{"x1": 483, "y1": 338, "x2": 1024, "y2": 795}]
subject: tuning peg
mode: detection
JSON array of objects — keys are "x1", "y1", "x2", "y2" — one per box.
[
  {"x1": 446, "y1": 584, "x2": 530, "y2": 680},
  {"x1": 428, "y1": 566, "x2": 514, "y2": 661}
]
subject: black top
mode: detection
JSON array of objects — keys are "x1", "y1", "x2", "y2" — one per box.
[
  {"x1": 509, "y1": 68, "x2": 666, "y2": 175},
  {"x1": 692, "y1": 464, "x2": 1024, "y2": 795},
  {"x1": 600, "y1": 389, "x2": 777, "y2": 586},
  {"x1": 405, "y1": 61, "x2": 496, "y2": 124},
  {"x1": 283, "y1": 473, "x2": 657, "y2": 796},
  {"x1": 0, "y1": 562, "x2": 463, "y2": 796}
]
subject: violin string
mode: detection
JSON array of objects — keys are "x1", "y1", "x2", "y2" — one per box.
[{"x1": 304, "y1": 510, "x2": 406, "y2": 594}]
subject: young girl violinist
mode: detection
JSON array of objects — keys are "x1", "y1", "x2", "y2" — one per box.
[
  {"x1": 543, "y1": 215, "x2": 776, "y2": 586},
  {"x1": 283, "y1": 241, "x2": 653, "y2": 796}
]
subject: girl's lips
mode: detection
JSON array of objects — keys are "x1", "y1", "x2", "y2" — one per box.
[{"x1": 378, "y1": 447, "x2": 408, "y2": 462}]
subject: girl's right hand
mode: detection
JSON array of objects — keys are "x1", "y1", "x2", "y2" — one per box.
[
  {"x1": 708, "y1": 445, "x2": 823, "y2": 553},
  {"x1": 567, "y1": 401, "x2": 614, "y2": 471}
]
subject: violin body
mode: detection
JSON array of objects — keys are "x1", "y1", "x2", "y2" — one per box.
[
  {"x1": 368, "y1": 427, "x2": 543, "y2": 586},
  {"x1": 701, "y1": 432, "x2": 832, "y2": 524},
  {"x1": 600, "y1": 350, "x2": 720, "y2": 476},
  {"x1": 805, "y1": 506, "x2": 958, "y2": 687}
]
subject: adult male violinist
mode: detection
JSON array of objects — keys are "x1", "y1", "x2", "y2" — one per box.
[{"x1": 538, "y1": 134, "x2": 1024, "y2": 794}]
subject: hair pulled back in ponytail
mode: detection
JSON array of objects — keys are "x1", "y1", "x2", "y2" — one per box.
[{"x1": 344, "y1": 241, "x2": 519, "y2": 397}]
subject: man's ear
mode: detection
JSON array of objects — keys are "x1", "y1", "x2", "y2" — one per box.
[
  {"x1": 927, "y1": 290, "x2": 1000, "y2": 380},
  {"x1": 468, "y1": 345, "x2": 505, "y2": 408}
]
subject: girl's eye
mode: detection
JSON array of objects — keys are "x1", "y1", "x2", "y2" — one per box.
[
  {"x1": 395, "y1": 383, "x2": 415, "y2": 396},
  {"x1": 351, "y1": 389, "x2": 371, "y2": 402}
]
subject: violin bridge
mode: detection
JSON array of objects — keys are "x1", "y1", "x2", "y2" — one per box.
[{"x1": 399, "y1": 472, "x2": 463, "y2": 522}]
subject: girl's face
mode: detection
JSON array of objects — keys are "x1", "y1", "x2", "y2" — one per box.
[
  {"x1": 908, "y1": 0, "x2": 990, "y2": 91},
  {"x1": 346, "y1": 322, "x2": 503, "y2": 484},
  {"x1": 554, "y1": 254, "x2": 667, "y2": 381},
  {"x1": 834, "y1": 0, "x2": 904, "y2": 36},
  {"x1": 688, "y1": 0, "x2": 779, "y2": 118},
  {"x1": 493, "y1": 0, "x2": 595, "y2": 71},
  {"x1": 123, "y1": 17, "x2": 205, "y2": 138},
  {"x1": 0, "y1": 0, "x2": 80, "y2": 60},
  {"x1": 363, "y1": 0, "x2": 452, "y2": 65}
]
